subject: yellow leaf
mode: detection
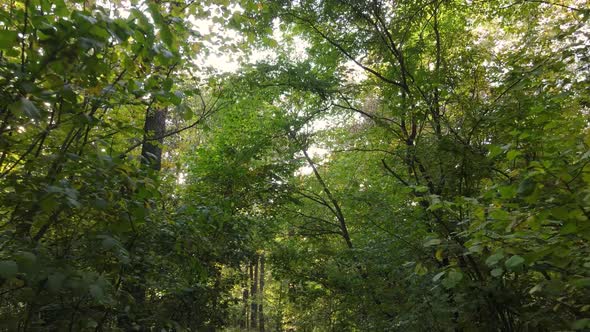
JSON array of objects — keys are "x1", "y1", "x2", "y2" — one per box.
[
  {"x1": 436, "y1": 249, "x2": 444, "y2": 262},
  {"x1": 88, "y1": 85, "x2": 103, "y2": 96}
]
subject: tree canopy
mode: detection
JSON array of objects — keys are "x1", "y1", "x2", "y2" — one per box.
[{"x1": 0, "y1": 0, "x2": 589, "y2": 331}]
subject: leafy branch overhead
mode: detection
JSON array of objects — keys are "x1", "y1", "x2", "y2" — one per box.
[{"x1": 0, "y1": 0, "x2": 589, "y2": 331}]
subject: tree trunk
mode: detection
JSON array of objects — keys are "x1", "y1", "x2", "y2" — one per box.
[
  {"x1": 118, "y1": 106, "x2": 167, "y2": 330},
  {"x1": 251, "y1": 257, "x2": 258, "y2": 329},
  {"x1": 241, "y1": 264, "x2": 249, "y2": 330},
  {"x1": 259, "y1": 254, "x2": 265, "y2": 332},
  {"x1": 248, "y1": 263, "x2": 253, "y2": 330},
  {"x1": 141, "y1": 107, "x2": 167, "y2": 171}
]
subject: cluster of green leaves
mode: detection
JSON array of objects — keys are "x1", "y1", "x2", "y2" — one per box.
[
  {"x1": 1, "y1": 0, "x2": 589, "y2": 330},
  {"x1": 0, "y1": 0, "x2": 255, "y2": 330},
  {"x1": 228, "y1": 0, "x2": 590, "y2": 330}
]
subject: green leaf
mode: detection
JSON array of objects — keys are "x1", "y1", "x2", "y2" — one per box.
[
  {"x1": 505, "y1": 255, "x2": 525, "y2": 271},
  {"x1": 572, "y1": 318, "x2": 590, "y2": 330},
  {"x1": 486, "y1": 253, "x2": 504, "y2": 266},
  {"x1": 507, "y1": 150, "x2": 521, "y2": 161},
  {"x1": 498, "y1": 185, "x2": 516, "y2": 199},
  {"x1": 489, "y1": 208, "x2": 511, "y2": 221},
  {"x1": 0, "y1": 260, "x2": 18, "y2": 279},
  {"x1": 413, "y1": 185, "x2": 430, "y2": 193},
  {"x1": 162, "y1": 78, "x2": 174, "y2": 92},
  {"x1": 529, "y1": 283, "x2": 543, "y2": 294},
  {"x1": 177, "y1": 103, "x2": 193, "y2": 121},
  {"x1": 561, "y1": 221, "x2": 578, "y2": 235},
  {"x1": 414, "y1": 262, "x2": 428, "y2": 276},
  {"x1": 441, "y1": 270, "x2": 463, "y2": 289},
  {"x1": 53, "y1": 0, "x2": 69, "y2": 17},
  {"x1": 490, "y1": 268, "x2": 503, "y2": 277},
  {"x1": 517, "y1": 178, "x2": 536, "y2": 197},
  {"x1": 48, "y1": 273, "x2": 66, "y2": 293},
  {"x1": 487, "y1": 145, "x2": 503, "y2": 158},
  {"x1": 423, "y1": 238, "x2": 441, "y2": 247},
  {"x1": 160, "y1": 25, "x2": 174, "y2": 48},
  {"x1": 100, "y1": 236, "x2": 118, "y2": 250},
  {"x1": 16, "y1": 252, "x2": 36, "y2": 271},
  {"x1": 432, "y1": 271, "x2": 445, "y2": 282},
  {"x1": 572, "y1": 278, "x2": 590, "y2": 288},
  {"x1": 131, "y1": 8, "x2": 152, "y2": 32},
  {"x1": 89, "y1": 284, "x2": 104, "y2": 301},
  {"x1": 0, "y1": 30, "x2": 18, "y2": 50},
  {"x1": 9, "y1": 98, "x2": 40, "y2": 119}
]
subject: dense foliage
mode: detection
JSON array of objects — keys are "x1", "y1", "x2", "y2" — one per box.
[{"x1": 0, "y1": 0, "x2": 589, "y2": 331}]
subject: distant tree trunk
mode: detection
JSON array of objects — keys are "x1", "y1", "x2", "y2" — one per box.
[
  {"x1": 259, "y1": 254, "x2": 265, "y2": 332},
  {"x1": 141, "y1": 107, "x2": 167, "y2": 171},
  {"x1": 276, "y1": 281, "x2": 284, "y2": 332},
  {"x1": 241, "y1": 265, "x2": 249, "y2": 330},
  {"x1": 251, "y1": 257, "x2": 258, "y2": 329},
  {"x1": 249, "y1": 263, "x2": 254, "y2": 329}
]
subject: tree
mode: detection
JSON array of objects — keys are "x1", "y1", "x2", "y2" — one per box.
[
  {"x1": 1, "y1": 0, "x2": 589, "y2": 330},
  {"x1": 236, "y1": 0, "x2": 590, "y2": 329},
  {"x1": 0, "y1": 0, "x2": 245, "y2": 329}
]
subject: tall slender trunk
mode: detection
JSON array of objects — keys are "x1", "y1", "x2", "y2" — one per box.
[
  {"x1": 241, "y1": 265, "x2": 249, "y2": 330},
  {"x1": 251, "y1": 257, "x2": 258, "y2": 329},
  {"x1": 258, "y1": 254, "x2": 265, "y2": 332},
  {"x1": 248, "y1": 263, "x2": 253, "y2": 330}
]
